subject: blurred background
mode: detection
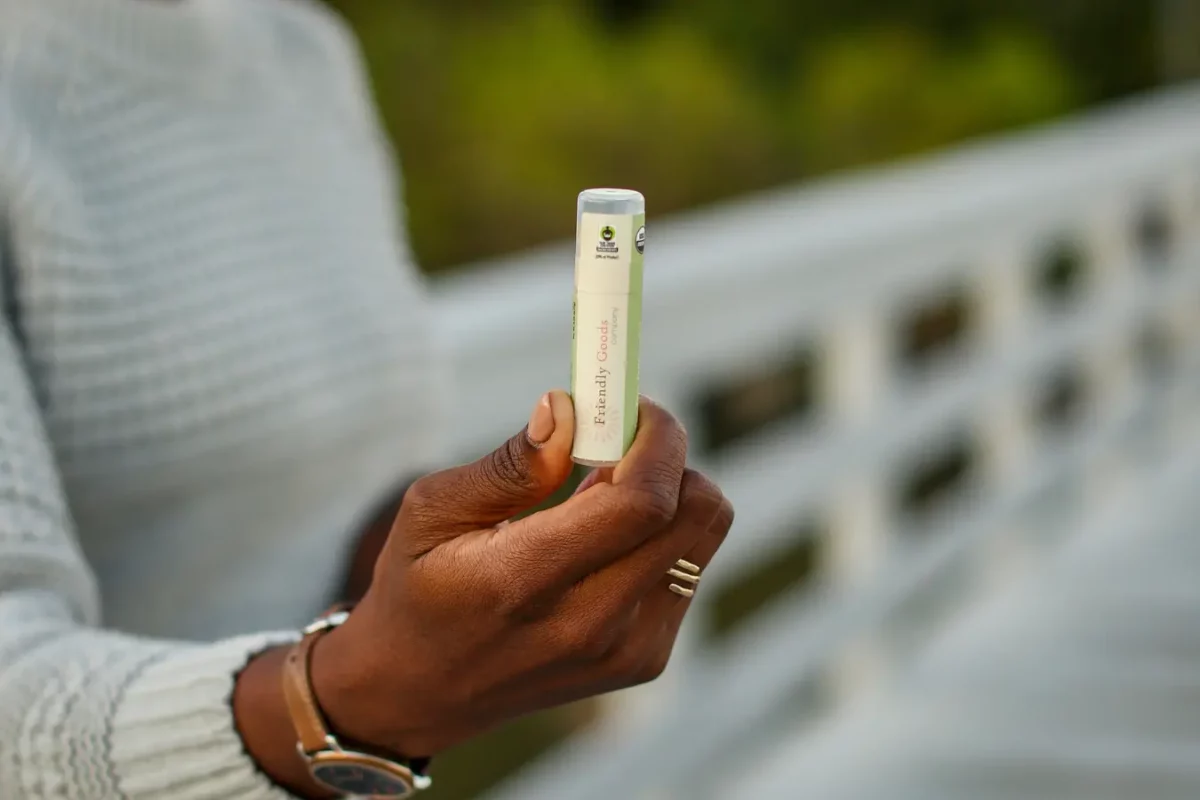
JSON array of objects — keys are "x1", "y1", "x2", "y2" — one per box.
[
  {"x1": 324, "y1": 1, "x2": 1200, "y2": 798},
  {"x1": 331, "y1": 0, "x2": 1194, "y2": 273}
]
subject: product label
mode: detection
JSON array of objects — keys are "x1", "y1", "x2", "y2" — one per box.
[{"x1": 572, "y1": 211, "x2": 644, "y2": 464}]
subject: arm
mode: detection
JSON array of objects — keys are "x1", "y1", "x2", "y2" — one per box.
[{"x1": 0, "y1": 302, "x2": 321, "y2": 799}]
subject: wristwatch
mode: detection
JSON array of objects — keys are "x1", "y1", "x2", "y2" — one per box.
[{"x1": 282, "y1": 606, "x2": 432, "y2": 798}]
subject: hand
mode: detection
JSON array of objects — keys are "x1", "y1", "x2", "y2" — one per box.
[{"x1": 310, "y1": 391, "x2": 734, "y2": 757}]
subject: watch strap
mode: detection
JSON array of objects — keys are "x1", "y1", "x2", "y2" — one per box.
[
  {"x1": 282, "y1": 620, "x2": 334, "y2": 755},
  {"x1": 282, "y1": 604, "x2": 433, "y2": 788}
]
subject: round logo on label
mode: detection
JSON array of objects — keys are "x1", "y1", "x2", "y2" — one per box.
[
  {"x1": 601, "y1": 226, "x2": 615, "y2": 242},
  {"x1": 635, "y1": 225, "x2": 645, "y2": 254}
]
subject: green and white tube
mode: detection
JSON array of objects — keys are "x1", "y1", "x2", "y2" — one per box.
[{"x1": 571, "y1": 188, "x2": 645, "y2": 467}]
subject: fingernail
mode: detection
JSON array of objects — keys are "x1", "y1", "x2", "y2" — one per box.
[{"x1": 527, "y1": 393, "x2": 555, "y2": 445}]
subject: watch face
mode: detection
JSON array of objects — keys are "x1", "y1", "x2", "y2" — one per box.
[{"x1": 311, "y1": 754, "x2": 415, "y2": 798}]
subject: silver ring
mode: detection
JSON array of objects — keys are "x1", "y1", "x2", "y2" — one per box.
[{"x1": 668, "y1": 559, "x2": 701, "y2": 598}]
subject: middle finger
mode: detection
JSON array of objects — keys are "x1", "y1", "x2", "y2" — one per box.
[{"x1": 562, "y1": 470, "x2": 726, "y2": 617}]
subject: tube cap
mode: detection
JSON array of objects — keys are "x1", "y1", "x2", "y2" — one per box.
[{"x1": 578, "y1": 188, "x2": 645, "y2": 217}]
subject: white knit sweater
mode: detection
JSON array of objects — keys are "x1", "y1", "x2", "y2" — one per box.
[{"x1": 0, "y1": 0, "x2": 447, "y2": 797}]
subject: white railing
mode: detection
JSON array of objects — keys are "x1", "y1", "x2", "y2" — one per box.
[{"x1": 429, "y1": 83, "x2": 1200, "y2": 800}]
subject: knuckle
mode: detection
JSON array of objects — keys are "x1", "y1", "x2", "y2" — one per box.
[
  {"x1": 642, "y1": 397, "x2": 684, "y2": 433},
  {"x1": 478, "y1": 438, "x2": 537, "y2": 499},
  {"x1": 593, "y1": 483, "x2": 668, "y2": 532},
  {"x1": 558, "y1": 614, "x2": 616, "y2": 662},
  {"x1": 492, "y1": 559, "x2": 543, "y2": 618},
  {"x1": 605, "y1": 640, "x2": 646, "y2": 683},
  {"x1": 582, "y1": 632, "x2": 618, "y2": 663},
  {"x1": 643, "y1": 460, "x2": 684, "y2": 495},
  {"x1": 492, "y1": 576, "x2": 530, "y2": 618},
  {"x1": 640, "y1": 647, "x2": 672, "y2": 683},
  {"x1": 398, "y1": 476, "x2": 447, "y2": 532},
  {"x1": 474, "y1": 578, "x2": 508, "y2": 618},
  {"x1": 669, "y1": 419, "x2": 690, "y2": 458},
  {"x1": 607, "y1": 639, "x2": 669, "y2": 687},
  {"x1": 683, "y1": 469, "x2": 722, "y2": 501},
  {"x1": 680, "y1": 470, "x2": 733, "y2": 535},
  {"x1": 638, "y1": 398, "x2": 689, "y2": 459},
  {"x1": 714, "y1": 497, "x2": 736, "y2": 535},
  {"x1": 663, "y1": 413, "x2": 690, "y2": 458},
  {"x1": 600, "y1": 633, "x2": 648, "y2": 681},
  {"x1": 614, "y1": 487, "x2": 677, "y2": 531},
  {"x1": 558, "y1": 592, "x2": 632, "y2": 662},
  {"x1": 678, "y1": 470, "x2": 722, "y2": 512},
  {"x1": 401, "y1": 475, "x2": 435, "y2": 511}
]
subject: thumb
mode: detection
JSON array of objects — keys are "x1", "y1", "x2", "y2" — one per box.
[{"x1": 398, "y1": 390, "x2": 576, "y2": 550}]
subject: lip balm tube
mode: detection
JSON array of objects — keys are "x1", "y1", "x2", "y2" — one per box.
[{"x1": 571, "y1": 188, "x2": 645, "y2": 467}]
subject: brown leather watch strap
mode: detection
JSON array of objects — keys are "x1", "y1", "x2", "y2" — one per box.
[
  {"x1": 282, "y1": 622, "x2": 337, "y2": 755},
  {"x1": 282, "y1": 606, "x2": 433, "y2": 785}
]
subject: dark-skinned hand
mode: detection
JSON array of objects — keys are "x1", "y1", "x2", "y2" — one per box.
[{"x1": 310, "y1": 391, "x2": 735, "y2": 757}]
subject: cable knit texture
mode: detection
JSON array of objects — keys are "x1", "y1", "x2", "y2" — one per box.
[{"x1": 0, "y1": 0, "x2": 446, "y2": 797}]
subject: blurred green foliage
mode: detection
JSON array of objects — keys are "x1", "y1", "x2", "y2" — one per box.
[
  {"x1": 326, "y1": 0, "x2": 1174, "y2": 272},
  {"x1": 673, "y1": 0, "x2": 1159, "y2": 100},
  {"x1": 332, "y1": 1, "x2": 782, "y2": 270},
  {"x1": 788, "y1": 25, "x2": 1079, "y2": 173}
]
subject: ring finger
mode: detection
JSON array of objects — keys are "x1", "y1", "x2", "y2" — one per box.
[
  {"x1": 586, "y1": 503, "x2": 734, "y2": 689},
  {"x1": 643, "y1": 496, "x2": 734, "y2": 629}
]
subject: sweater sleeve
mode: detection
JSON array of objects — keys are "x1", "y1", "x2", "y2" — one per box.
[{"x1": 0, "y1": 278, "x2": 301, "y2": 798}]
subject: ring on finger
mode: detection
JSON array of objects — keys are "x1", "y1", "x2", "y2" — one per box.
[{"x1": 667, "y1": 558, "x2": 701, "y2": 598}]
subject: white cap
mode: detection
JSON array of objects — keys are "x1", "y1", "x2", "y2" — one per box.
[{"x1": 578, "y1": 188, "x2": 645, "y2": 217}]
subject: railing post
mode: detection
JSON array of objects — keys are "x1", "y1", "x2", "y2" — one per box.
[
  {"x1": 822, "y1": 306, "x2": 892, "y2": 700},
  {"x1": 975, "y1": 244, "x2": 1036, "y2": 584}
]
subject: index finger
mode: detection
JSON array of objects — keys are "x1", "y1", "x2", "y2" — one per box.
[
  {"x1": 611, "y1": 396, "x2": 689, "y2": 501},
  {"x1": 495, "y1": 397, "x2": 690, "y2": 591}
]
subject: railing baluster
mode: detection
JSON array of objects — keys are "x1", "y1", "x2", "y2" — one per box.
[
  {"x1": 975, "y1": 244, "x2": 1036, "y2": 588},
  {"x1": 823, "y1": 308, "x2": 892, "y2": 700},
  {"x1": 1081, "y1": 199, "x2": 1141, "y2": 503}
]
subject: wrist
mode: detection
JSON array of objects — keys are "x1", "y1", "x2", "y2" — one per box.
[
  {"x1": 308, "y1": 605, "x2": 441, "y2": 759},
  {"x1": 233, "y1": 646, "x2": 340, "y2": 800},
  {"x1": 284, "y1": 606, "x2": 435, "y2": 797}
]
